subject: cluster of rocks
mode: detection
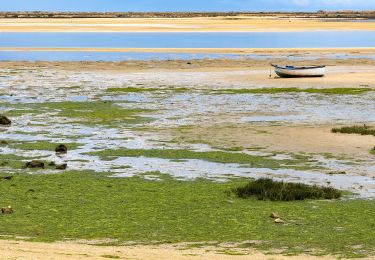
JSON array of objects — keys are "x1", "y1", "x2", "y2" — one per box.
[
  {"x1": 25, "y1": 160, "x2": 67, "y2": 170},
  {"x1": 22, "y1": 145, "x2": 68, "y2": 170}
]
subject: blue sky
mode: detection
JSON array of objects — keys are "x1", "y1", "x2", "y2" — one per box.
[{"x1": 0, "y1": 0, "x2": 374, "y2": 12}]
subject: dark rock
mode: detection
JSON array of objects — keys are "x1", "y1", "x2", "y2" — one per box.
[
  {"x1": 25, "y1": 160, "x2": 45, "y2": 169},
  {"x1": 0, "y1": 115, "x2": 11, "y2": 125},
  {"x1": 0, "y1": 176, "x2": 12, "y2": 180},
  {"x1": 1, "y1": 206, "x2": 13, "y2": 214},
  {"x1": 55, "y1": 163, "x2": 67, "y2": 170},
  {"x1": 0, "y1": 140, "x2": 8, "y2": 145},
  {"x1": 55, "y1": 144, "x2": 68, "y2": 153}
]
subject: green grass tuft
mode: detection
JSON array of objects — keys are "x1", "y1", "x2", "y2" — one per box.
[
  {"x1": 331, "y1": 125, "x2": 375, "y2": 136},
  {"x1": 233, "y1": 178, "x2": 341, "y2": 201}
]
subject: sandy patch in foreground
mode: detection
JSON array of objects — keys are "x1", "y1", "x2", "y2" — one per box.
[
  {"x1": 1, "y1": 17, "x2": 375, "y2": 32},
  {"x1": 164, "y1": 125, "x2": 375, "y2": 159},
  {"x1": 0, "y1": 240, "x2": 340, "y2": 260}
]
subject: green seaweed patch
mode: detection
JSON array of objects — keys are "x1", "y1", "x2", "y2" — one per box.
[
  {"x1": 215, "y1": 87, "x2": 375, "y2": 95},
  {"x1": 371, "y1": 147, "x2": 375, "y2": 155},
  {"x1": 0, "y1": 153, "x2": 31, "y2": 169},
  {"x1": 86, "y1": 148, "x2": 313, "y2": 170},
  {"x1": 0, "y1": 171, "x2": 373, "y2": 257},
  {"x1": 3, "y1": 101, "x2": 154, "y2": 125},
  {"x1": 9, "y1": 141, "x2": 82, "y2": 151}
]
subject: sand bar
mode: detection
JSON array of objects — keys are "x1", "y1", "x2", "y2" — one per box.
[
  {"x1": 1, "y1": 17, "x2": 375, "y2": 32},
  {"x1": 2, "y1": 47, "x2": 375, "y2": 54}
]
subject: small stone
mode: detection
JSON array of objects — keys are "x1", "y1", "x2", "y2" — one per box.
[
  {"x1": 0, "y1": 140, "x2": 9, "y2": 145},
  {"x1": 270, "y1": 212, "x2": 280, "y2": 219},
  {"x1": 274, "y1": 218, "x2": 285, "y2": 224},
  {"x1": 25, "y1": 160, "x2": 45, "y2": 169},
  {"x1": 1, "y1": 206, "x2": 13, "y2": 214},
  {"x1": 55, "y1": 144, "x2": 68, "y2": 153},
  {"x1": 0, "y1": 176, "x2": 13, "y2": 181},
  {"x1": 0, "y1": 115, "x2": 11, "y2": 125},
  {"x1": 55, "y1": 163, "x2": 67, "y2": 170}
]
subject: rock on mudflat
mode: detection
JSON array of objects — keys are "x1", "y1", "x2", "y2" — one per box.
[
  {"x1": 25, "y1": 160, "x2": 45, "y2": 169},
  {"x1": 274, "y1": 218, "x2": 285, "y2": 224},
  {"x1": 0, "y1": 115, "x2": 11, "y2": 125},
  {"x1": 55, "y1": 144, "x2": 68, "y2": 153},
  {"x1": 1, "y1": 206, "x2": 13, "y2": 214},
  {"x1": 55, "y1": 163, "x2": 67, "y2": 170}
]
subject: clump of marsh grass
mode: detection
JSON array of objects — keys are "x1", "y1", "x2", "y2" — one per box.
[
  {"x1": 331, "y1": 125, "x2": 375, "y2": 136},
  {"x1": 232, "y1": 178, "x2": 341, "y2": 201}
]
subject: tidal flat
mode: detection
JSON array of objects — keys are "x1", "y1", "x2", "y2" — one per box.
[{"x1": 1, "y1": 58, "x2": 375, "y2": 258}]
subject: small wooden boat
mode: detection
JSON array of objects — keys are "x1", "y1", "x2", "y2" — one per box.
[{"x1": 271, "y1": 64, "x2": 326, "y2": 78}]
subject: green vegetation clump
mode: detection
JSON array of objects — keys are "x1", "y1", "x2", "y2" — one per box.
[
  {"x1": 217, "y1": 87, "x2": 374, "y2": 95},
  {"x1": 331, "y1": 125, "x2": 375, "y2": 136},
  {"x1": 0, "y1": 171, "x2": 373, "y2": 257},
  {"x1": 9, "y1": 141, "x2": 81, "y2": 151},
  {"x1": 232, "y1": 178, "x2": 341, "y2": 201}
]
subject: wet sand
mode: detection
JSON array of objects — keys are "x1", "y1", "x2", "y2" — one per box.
[
  {"x1": 2, "y1": 57, "x2": 375, "y2": 88},
  {"x1": 1, "y1": 17, "x2": 375, "y2": 32}
]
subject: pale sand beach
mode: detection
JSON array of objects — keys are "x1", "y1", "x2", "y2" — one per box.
[
  {"x1": 0, "y1": 240, "x2": 340, "y2": 260},
  {"x1": 1, "y1": 17, "x2": 375, "y2": 32}
]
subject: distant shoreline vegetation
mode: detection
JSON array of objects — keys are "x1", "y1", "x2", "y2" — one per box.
[{"x1": 0, "y1": 11, "x2": 374, "y2": 19}]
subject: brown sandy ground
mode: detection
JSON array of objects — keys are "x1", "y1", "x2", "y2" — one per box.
[
  {"x1": 1, "y1": 17, "x2": 375, "y2": 32},
  {"x1": 0, "y1": 240, "x2": 341, "y2": 260},
  {"x1": 161, "y1": 124, "x2": 375, "y2": 159}
]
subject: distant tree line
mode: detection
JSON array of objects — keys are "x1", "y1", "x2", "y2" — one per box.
[{"x1": 0, "y1": 11, "x2": 374, "y2": 19}]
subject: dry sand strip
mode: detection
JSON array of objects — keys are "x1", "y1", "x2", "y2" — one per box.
[
  {"x1": 1, "y1": 17, "x2": 375, "y2": 32},
  {"x1": 0, "y1": 240, "x2": 342, "y2": 260}
]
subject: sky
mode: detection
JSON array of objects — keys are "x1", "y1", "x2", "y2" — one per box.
[{"x1": 0, "y1": 0, "x2": 374, "y2": 12}]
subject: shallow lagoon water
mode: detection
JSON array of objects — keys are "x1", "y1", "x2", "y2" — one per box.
[
  {"x1": 1, "y1": 32, "x2": 375, "y2": 48},
  {"x1": 1, "y1": 51, "x2": 375, "y2": 62}
]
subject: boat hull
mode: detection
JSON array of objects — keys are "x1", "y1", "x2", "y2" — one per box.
[{"x1": 272, "y1": 65, "x2": 325, "y2": 78}]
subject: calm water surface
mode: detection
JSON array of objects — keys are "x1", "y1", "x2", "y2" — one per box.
[{"x1": 0, "y1": 31, "x2": 374, "y2": 48}]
